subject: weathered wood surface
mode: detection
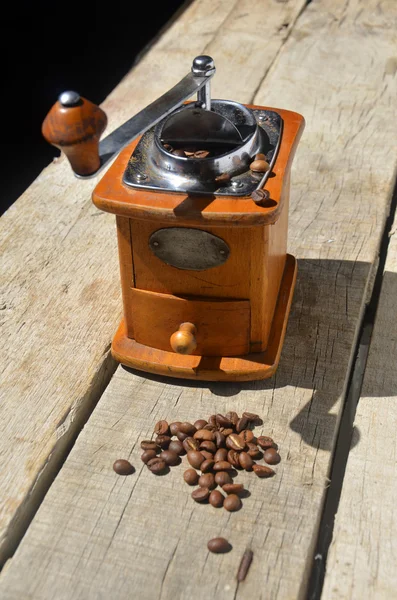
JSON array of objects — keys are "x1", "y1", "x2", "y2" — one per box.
[
  {"x1": 322, "y1": 214, "x2": 397, "y2": 599},
  {"x1": 1, "y1": 0, "x2": 396, "y2": 598},
  {"x1": 0, "y1": 0, "x2": 307, "y2": 568}
]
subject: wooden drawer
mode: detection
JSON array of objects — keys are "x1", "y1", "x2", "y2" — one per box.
[{"x1": 130, "y1": 288, "x2": 250, "y2": 356}]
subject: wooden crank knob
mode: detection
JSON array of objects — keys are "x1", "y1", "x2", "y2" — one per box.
[
  {"x1": 42, "y1": 91, "x2": 107, "y2": 176},
  {"x1": 170, "y1": 323, "x2": 197, "y2": 355}
]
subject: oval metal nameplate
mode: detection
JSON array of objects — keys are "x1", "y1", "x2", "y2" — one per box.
[{"x1": 149, "y1": 228, "x2": 230, "y2": 271}]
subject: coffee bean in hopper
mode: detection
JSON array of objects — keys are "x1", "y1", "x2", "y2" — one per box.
[
  {"x1": 113, "y1": 459, "x2": 135, "y2": 476},
  {"x1": 207, "y1": 537, "x2": 232, "y2": 553}
]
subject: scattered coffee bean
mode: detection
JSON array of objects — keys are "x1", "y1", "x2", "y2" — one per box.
[
  {"x1": 201, "y1": 450, "x2": 214, "y2": 461},
  {"x1": 214, "y1": 431, "x2": 226, "y2": 448},
  {"x1": 179, "y1": 422, "x2": 197, "y2": 435},
  {"x1": 183, "y1": 437, "x2": 200, "y2": 453},
  {"x1": 226, "y1": 433, "x2": 246, "y2": 451},
  {"x1": 236, "y1": 548, "x2": 254, "y2": 581},
  {"x1": 246, "y1": 443, "x2": 262, "y2": 459},
  {"x1": 160, "y1": 450, "x2": 180, "y2": 466},
  {"x1": 169, "y1": 440, "x2": 185, "y2": 455},
  {"x1": 113, "y1": 459, "x2": 135, "y2": 475},
  {"x1": 176, "y1": 430, "x2": 189, "y2": 442},
  {"x1": 140, "y1": 440, "x2": 159, "y2": 452},
  {"x1": 227, "y1": 449, "x2": 241, "y2": 469},
  {"x1": 194, "y1": 429, "x2": 214, "y2": 441},
  {"x1": 216, "y1": 414, "x2": 232, "y2": 427},
  {"x1": 239, "y1": 452, "x2": 254, "y2": 471},
  {"x1": 199, "y1": 473, "x2": 216, "y2": 490},
  {"x1": 263, "y1": 448, "x2": 281, "y2": 465},
  {"x1": 213, "y1": 461, "x2": 232, "y2": 472},
  {"x1": 222, "y1": 483, "x2": 244, "y2": 495},
  {"x1": 225, "y1": 411, "x2": 239, "y2": 426},
  {"x1": 147, "y1": 457, "x2": 167, "y2": 474},
  {"x1": 154, "y1": 420, "x2": 169, "y2": 436},
  {"x1": 169, "y1": 422, "x2": 181, "y2": 436},
  {"x1": 200, "y1": 441, "x2": 217, "y2": 454},
  {"x1": 141, "y1": 450, "x2": 157, "y2": 464},
  {"x1": 194, "y1": 419, "x2": 208, "y2": 430},
  {"x1": 215, "y1": 471, "x2": 232, "y2": 486},
  {"x1": 236, "y1": 416, "x2": 249, "y2": 433},
  {"x1": 257, "y1": 436, "x2": 276, "y2": 450},
  {"x1": 208, "y1": 415, "x2": 218, "y2": 428},
  {"x1": 224, "y1": 494, "x2": 242, "y2": 512},
  {"x1": 200, "y1": 459, "x2": 215, "y2": 473},
  {"x1": 203, "y1": 424, "x2": 217, "y2": 432},
  {"x1": 207, "y1": 537, "x2": 231, "y2": 553},
  {"x1": 239, "y1": 429, "x2": 255, "y2": 443},
  {"x1": 192, "y1": 487, "x2": 210, "y2": 502},
  {"x1": 209, "y1": 490, "x2": 224, "y2": 508},
  {"x1": 214, "y1": 448, "x2": 228, "y2": 462},
  {"x1": 155, "y1": 435, "x2": 171, "y2": 449},
  {"x1": 252, "y1": 464, "x2": 275, "y2": 478},
  {"x1": 184, "y1": 468, "x2": 199, "y2": 485},
  {"x1": 242, "y1": 412, "x2": 262, "y2": 424},
  {"x1": 187, "y1": 450, "x2": 205, "y2": 469}
]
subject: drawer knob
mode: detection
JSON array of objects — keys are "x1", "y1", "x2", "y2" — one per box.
[{"x1": 170, "y1": 323, "x2": 197, "y2": 355}]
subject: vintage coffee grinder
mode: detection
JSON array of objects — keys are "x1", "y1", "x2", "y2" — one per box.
[{"x1": 42, "y1": 56, "x2": 304, "y2": 381}]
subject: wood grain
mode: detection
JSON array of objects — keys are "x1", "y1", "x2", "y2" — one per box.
[
  {"x1": 0, "y1": 0, "x2": 308, "y2": 568},
  {"x1": 322, "y1": 212, "x2": 397, "y2": 599},
  {"x1": 1, "y1": 0, "x2": 396, "y2": 598}
]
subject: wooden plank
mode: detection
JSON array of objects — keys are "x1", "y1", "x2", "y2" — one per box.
[
  {"x1": 0, "y1": 0, "x2": 308, "y2": 568},
  {"x1": 1, "y1": 0, "x2": 396, "y2": 598},
  {"x1": 322, "y1": 212, "x2": 397, "y2": 599}
]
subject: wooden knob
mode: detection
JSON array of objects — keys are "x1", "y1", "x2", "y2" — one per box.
[
  {"x1": 170, "y1": 323, "x2": 197, "y2": 355},
  {"x1": 42, "y1": 91, "x2": 107, "y2": 176}
]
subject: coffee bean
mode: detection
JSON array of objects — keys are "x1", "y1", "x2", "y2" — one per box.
[
  {"x1": 199, "y1": 473, "x2": 216, "y2": 490},
  {"x1": 209, "y1": 490, "x2": 224, "y2": 508},
  {"x1": 227, "y1": 449, "x2": 241, "y2": 469},
  {"x1": 141, "y1": 450, "x2": 157, "y2": 464},
  {"x1": 215, "y1": 172, "x2": 231, "y2": 185},
  {"x1": 208, "y1": 415, "x2": 218, "y2": 428},
  {"x1": 147, "y1": 457, "x2": 167, "y2": 474},
  {"x1": 187, "y1": 450, "x2": 205, "y2": 469},
  {"x1": 140, "y1": 440, "x2": 159, "y2": 452},
  {"x1": 239, "y1": 452, "x2": 254, "y2": 471},
  {"x1": 246, "y1": 443, "x2": 262, "y2": 459},
  {"x1": 163, "y1": 143, "x2": 173, "y2": 152},
  {"x1": 154, "y1": 420, "x2": 169, "y2": 436},
  {"x1": 257, "y1": 436, "x2": 277, "y2": 450},
  {"x1": 225, "y1": 411, "x2": 239, "y2": 426},
  {"x1": 200, "y1": 459, "x2": 215, "y2": 473},
  {"x1": 214, "y1": 431, "x2": 226, "y2": 448},
  {"x1": 176, "y1": 430, "x2": 189, "y2": 442},
  {"x1": 194, "y1": 419, "x2": 208, "y2": 430},
  {"x1": 224, "y1": 494, "x2": 242, "y2": 512},
  {"x1": 236, "y1": 416, "x2": 249, "y2": 433},
  {"x1": 263, "y1": 448, "x2": 281, "y2": 465},
  {"x1": 252, "y1": 464, "x2": 275, "y2": 478},
  {"x1": 203, "y1": 424, "x2": 217, "y2": 432},
  {"x1": 207, "y1": 537, "x2": 231, "y2": 553},
  {"x1": 222, "y1": 483, "x2": 244, "y2": 495},
  {"x1": 183, "y1": 437, "x2": 200, "y2": 453},
  {"x1": 242, "y1": 411, "x2": 262, "y2": 425},
  {"x1": 226, "y1": 433, "x2": 246, "y2": 451},
  {"x1": 215, "y1": 471, "x2": 232, "y2": 486},
  {"x1": 200, "y1": 441, "x2": 217, "y2": 454},
  {"x1": 113, "y1": 459, "x2": 135, "y2": 475},
  {"x1": 160, "y1": 450, "x2": 180, "y2": 466},
  {"x1": 191, "y1": 487, "x2": 210, "y2": 502},
  {"x1": 184, "y1": 468, "x2": 199, "y2": 485},
  {"x1": 168, "y1": 440, "x2": 185, "y2": 455},
  {"x1": 179, "y1": 422, "x2": 197, "y2": 435},
  {"x1": 169, "y1": 422, "x2": 181, "y2": 436},
  {"x1": 213, "y1": 461, "x2": 232, "y2": 471},
  {"x1": 216, "y1": 414, "x2": 232, "y2": 427},
  {"x1": 194, "y1": 150, "x2": 210, "y2": 159},
  {"x1": 201, "y1": 450, "x2": 214, "y2": 461},
  {"x1": 173, "y1": 148, "x2": 186, "y2": 157},
  {"x1": 194, "y1": 429, "x2": 214, "y2": 442},
  {"x1": 214, "y1": 448, "x2": 228, "y2": 462},
  {"x1": 236, "y1": 549, "x2": 254, "y2": 581},
  {"x1": 220, "y1": 427, "x2": 234, "y2": 436},
  {"x1": 239, "y1": 430, "x2": 255, "y2": 443},
  {"x1": 155, "y1": 435, "x2": 172, "y2": 449}
]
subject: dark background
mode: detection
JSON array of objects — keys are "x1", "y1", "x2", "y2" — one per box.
[{"x1": 1, "y1": 0, "x2": 188, "y2": 216}]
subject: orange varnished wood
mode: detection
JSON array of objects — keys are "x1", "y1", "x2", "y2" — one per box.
[
  {"x1": 170, "y1": 323, "x2": 197, "y2": 355},
  {"x1": 92, "y1": 106, "x2": 305, "y2": 227},
  {"x1": 42, "y1": 97, "x2": 107, "y2": 176},
  {"x1": 115, "y1": 216, "x2": 135, "y2": 339},
  {"x1": 111, "y1": 254, "x2": 297, "y2": 381},
  {"x1": 130, "y1": 289, "x2": 250, "y2": 357}
]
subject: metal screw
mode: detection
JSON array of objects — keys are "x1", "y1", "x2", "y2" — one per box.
[
  {"x1": 219, "y1": 250, "x2": 225, "y2": 255},
  {"x1": 58, "y1": 91, "x2": 81, "y2": 107},
  {"x1": 153, "y1": 241, "x2": 159, "y2": 247},
  {"x1": 135, "y1": 173, "x2": 147, "y2": 182},
  {"x1": 251, "y1": 189, "x2": 271, "y2": 205},
  {"x1": 231, "y1": 180, "x2": 243, "y2": 189},
  {"x1": 191, "y1": 55, "x2": 215, "y2": 76}
]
